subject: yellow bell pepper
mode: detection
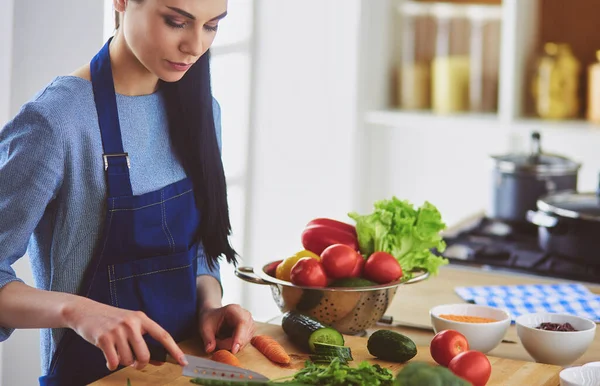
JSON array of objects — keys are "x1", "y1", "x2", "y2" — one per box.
[{"x1": 275, "y1": 249, "x2": 321, "y2": 282}]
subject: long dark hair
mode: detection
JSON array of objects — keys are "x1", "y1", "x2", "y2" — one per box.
[{"x1": 115, "y1": 7, "x2": 237, "y2": 269}]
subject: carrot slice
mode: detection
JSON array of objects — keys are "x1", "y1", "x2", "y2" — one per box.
[
  {"x1": 211, "y1": 349, "x2": 241, "y2": 367},
  {"x1": 251, "y1": 335, "x2": 291, "y2": 364}
]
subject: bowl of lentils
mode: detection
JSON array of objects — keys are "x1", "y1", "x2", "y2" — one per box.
[{"x1": 516, "y1": 312, "x2": 597, "y2": 366}]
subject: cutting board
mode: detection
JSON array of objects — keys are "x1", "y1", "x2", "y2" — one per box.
[{"x1": 91, "y1": 321, "x2": 561, "y2": 386}]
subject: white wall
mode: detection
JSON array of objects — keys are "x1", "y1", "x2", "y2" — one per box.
[
  {"x1": 241, "y1": 0, "x2": 362, "y2": 321},
  {"x1": 0, "y1": 0, "x2": 15, "y2": 380},
  {"x1": 3, "y1": 1, "x2": 104, "y2": 384}
]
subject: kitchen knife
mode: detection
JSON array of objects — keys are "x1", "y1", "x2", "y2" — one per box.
[
  {"x1": 182, "y1": 354, "x2": 271, "y2": 382},
  {"x1": 378, "y1": 315, "x2": 517, "y2": 344}
]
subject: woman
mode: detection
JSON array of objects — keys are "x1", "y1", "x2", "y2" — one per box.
[{"x1": 0, "y1": 0, "x2": 255, "y2": 384}]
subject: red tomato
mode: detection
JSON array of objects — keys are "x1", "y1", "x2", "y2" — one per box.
[
  {"x1": 320, "y1": 244, "x2": 361, "y2": 279},
  {"x1": 430, "y1": 329, "x2": 470, "y2": 367},
  {"x1": 349, "y1": 255, "x2": 365, "y2": 278},
  {"x1": 290, "y1": 257, "x2": 328, "y2": 287},
  {"x1": 448, "y1": 350, "x2": 492, "y2": 386},
  {"x1": 363, "y1": 251, "x2": 403, "y2": 284},
  {"x1": 301, "y1": 224, "x2": 359, "y2": 255}
]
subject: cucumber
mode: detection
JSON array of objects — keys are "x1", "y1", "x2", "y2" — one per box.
[
  {"x1": 309, "y1": 354, "x2": 348, "y2": 365},
  {"x1": 313, "y1": 343, "x2": 353, "y2": 361},
  {"x1": 367, "y1": 329, "x2": 417, "y2": 363},
  {"x1": 282, "y1": 311, "x2": 344, "y2": 352}
]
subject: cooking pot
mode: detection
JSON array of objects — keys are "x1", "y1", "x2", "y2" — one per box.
[
  {"x1": 527, "y1": 189, "x2": 600, "y2": 264},
  {"x1": 489, "y1": 132, "x2": 580, "y2": 225}
]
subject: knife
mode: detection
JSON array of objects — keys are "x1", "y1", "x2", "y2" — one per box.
[
  {"x1": 182, "y1": 354, "x2": 271, "y2": 382},
  {"x1": 377, "y1": 315, "x2": 517, "y2": 344}
]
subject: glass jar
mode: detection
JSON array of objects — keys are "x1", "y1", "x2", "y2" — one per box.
[
  {"x1": 532, "y1": 42, "x2": 581, "y2": 120},
  {"x1": 587, "y1": 50, "x2": 600, "y2": 124},
  {"x1": 430, "y1": 3, "x2": 471, "y2": 114},
  {"x1": 466, "y1": 5, "x2": 502, "y2": 113},
  {"x1": 397, "y1": 2, "x2": 436, "y2": 110}
]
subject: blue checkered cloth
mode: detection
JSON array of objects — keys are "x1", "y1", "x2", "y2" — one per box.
[{"x1": 455, "y1": 283, "x2": 600, "y2": 323}]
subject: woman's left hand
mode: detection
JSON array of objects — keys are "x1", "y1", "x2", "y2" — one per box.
[{"x1": 198, "y1": 304, "x2": 256, "y2": 354}]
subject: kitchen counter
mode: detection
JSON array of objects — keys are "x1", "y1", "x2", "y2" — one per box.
[{"x1": 379, "y1": 264, "x2": 600, "y2": 364}]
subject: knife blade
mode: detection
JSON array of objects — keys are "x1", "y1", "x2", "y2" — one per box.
[{"x1": 182, "y1": 354, "x2": 270, "y2": 382}]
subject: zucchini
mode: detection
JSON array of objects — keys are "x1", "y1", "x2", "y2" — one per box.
[
  {"x1": 367, "y1": 329, "x2": 417, "y2": 363},
  {"x1": 282, "y1": 311, "x2": 344, "y2": 352}
]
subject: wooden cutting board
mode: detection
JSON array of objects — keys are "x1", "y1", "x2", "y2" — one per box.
[{"x1": 91, "y1": 321, "x2": 561, "y2": 386}]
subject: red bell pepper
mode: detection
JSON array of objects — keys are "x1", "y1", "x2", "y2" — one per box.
[{"x1": 301, "y1": 218, "x2": 359, "y2": 256}]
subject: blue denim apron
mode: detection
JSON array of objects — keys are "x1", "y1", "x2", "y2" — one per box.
[{"x1": 39, "y1": 39, "x2": 199, "y2": 386}]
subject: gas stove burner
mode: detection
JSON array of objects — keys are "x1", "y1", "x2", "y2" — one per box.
[
  {"x1": 480, "y1": 221, "x2": 512, "y2": 237},
  {"x1": 440, "y1": 216, "x2": 600, "y2": 284}
]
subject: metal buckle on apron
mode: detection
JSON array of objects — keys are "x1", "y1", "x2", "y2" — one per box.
[{"x1": 102, "y1": 153, "x2": 130, "y2": 170}]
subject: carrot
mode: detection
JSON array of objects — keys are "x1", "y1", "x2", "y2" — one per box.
[
  {"x1": 211, "y1": 349, "x2": 241, "y2": 367},
  {"x1": 250, "y1": 335, "x2": 291, "y2": 365}
]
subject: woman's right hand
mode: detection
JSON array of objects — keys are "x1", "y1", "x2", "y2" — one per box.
[{"x1": 63, "y1": 297, "x2": 188, "y2": 371}]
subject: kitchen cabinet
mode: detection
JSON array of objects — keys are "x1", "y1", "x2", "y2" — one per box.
[{"x1": 357, "y1": 0, "x2": 600, "y2": 227}]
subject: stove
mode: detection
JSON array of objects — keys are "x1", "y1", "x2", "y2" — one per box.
[{"x1": 438, "y1": 216, "x2": 600, "y2": 284}]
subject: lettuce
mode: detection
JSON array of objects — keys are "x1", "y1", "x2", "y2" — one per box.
[{"x1": 348, "y1": 197, "x2": 448, "y2": 276}]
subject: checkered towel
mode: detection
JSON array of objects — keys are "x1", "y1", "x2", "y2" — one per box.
[{"x1": 455, "y1": 283, "x2": 600, "y2": 323}]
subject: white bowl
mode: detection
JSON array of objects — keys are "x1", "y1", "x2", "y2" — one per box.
[
  {"x1": 430, "y1": 303, "x2": 511, "y2": 353},
  {"x1": 560, "y1": 366, "x2": 600, "y2": 386},
  {"x1": 516, "y1": 313, "x2": 596, "y2": 366}
]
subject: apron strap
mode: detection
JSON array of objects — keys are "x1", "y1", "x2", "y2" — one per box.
[{"x1": 90, "y1": 38, "x2": 133, "y2": 197}]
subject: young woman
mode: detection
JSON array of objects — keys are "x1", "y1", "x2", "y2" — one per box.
[{"x1": 0, "y1": 0, "x2": 255, "y2": 384}]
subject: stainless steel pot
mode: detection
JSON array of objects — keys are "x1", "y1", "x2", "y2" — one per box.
[
  {"x1": 489, "y1": 132, "x2": 580, "y2": 224},
  {"x1": 527, "y1": 190, "x2": 600, "y2": 264},
  {"x1": 235, "y1": 261, "x2": 429, "y2": 335}
]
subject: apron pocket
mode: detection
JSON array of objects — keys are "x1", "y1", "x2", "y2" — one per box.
[{"x1": 108, "y1": 247, "x2": 197, "y2": 343}]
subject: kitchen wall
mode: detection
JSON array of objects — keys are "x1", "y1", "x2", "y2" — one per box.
[
  {"x1": 241, "y1": 0, "x2": 363, "y2": 321},
  {"x1": 0, "y1": 0, "x2": 14, "y2": 380},
  {"x1": 1, "y1": 1, "x2": 105, "y2": 385}
]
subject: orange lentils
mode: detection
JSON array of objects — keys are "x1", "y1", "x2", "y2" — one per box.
[{"x1": 440, "y1": 314, "x2": 498, "y2": 323}]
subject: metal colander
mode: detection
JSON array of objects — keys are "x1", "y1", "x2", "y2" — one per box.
[{"x1": 235, "y1": 261, "x2": 429, "y2": 335}]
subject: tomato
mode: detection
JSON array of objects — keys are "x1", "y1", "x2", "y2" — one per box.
[
  {"x1": 430, "y1": 329, "x2": 469, "y2": 367},
  {"x1": 448, "y1": 350, "x2": 492, "y2": 386},
  {"x1": 306, "y1": 218, "x2": 357, "y2": 237},
  {"x1": 349, "y1": 255, "x2": 365, "y2": 277},
  {"x1": 363, "y1": 251, "x2": 403, "y2": 284},
  {"x1": 290, "y1": 257, "x2": 328, "y2": 287},
  {"x1": 301, "y1": 224, "x2": 359, "y2": 255},
  {"x1": 275, "y1": 250, "x2": 321, "y2": 282},
  {"x1": 320, "y1": 244, "x2": 361, "y2": 279},
  {"x1": 265, "y1": 260, "x2": 282, "y2": 277}
]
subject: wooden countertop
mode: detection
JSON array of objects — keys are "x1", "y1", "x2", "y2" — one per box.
[{"x1": 377, "y1": 265, "x2": 600, "y2": 364}]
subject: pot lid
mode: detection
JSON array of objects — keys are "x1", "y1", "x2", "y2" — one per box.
[
  {"x1": 537, "y1": 191, "x2": 600, "y2": 222},
  {"x1": 491, "y1": 132, "x2": 581, "y2": 175}
]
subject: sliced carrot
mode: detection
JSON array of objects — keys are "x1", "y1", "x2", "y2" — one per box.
[
  {"x1": 251, "y1": 335, "x2": 291, "y2": 364},
  {"x1": 211, "y1": 349, "x2": 241, "y2": 367}
]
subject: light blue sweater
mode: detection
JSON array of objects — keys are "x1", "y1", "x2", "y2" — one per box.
[{"x1": 0, "y1": 76, "x2": 221, "y2": 375}]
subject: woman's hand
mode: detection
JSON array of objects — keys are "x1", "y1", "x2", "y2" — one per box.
[
  {"x1": 64, "y1": 297, "x2": 188, "y2": 371},
  {"x1": 198, "y1": 304, "x2": 256, "y2": 354}
]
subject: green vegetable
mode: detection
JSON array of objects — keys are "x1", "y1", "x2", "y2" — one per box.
[
  {"x1": 348, "y1": 197, "x2": 448, "y2": 276},
  {"x1": 367, "y1": 330, "x2": 417, "y2": 363},
  {"x1": 313, "y1": 342, "x2": 353, "y2": 361},
  {"x1": 282, "y1": 311, "x2": 344, "y2": 352},
  {"x1": 395, "y1": 362, "x2": 471, "y2": 386},
  {"x1": 127, "y1": 379, "x2": 132, "y2": 386}
]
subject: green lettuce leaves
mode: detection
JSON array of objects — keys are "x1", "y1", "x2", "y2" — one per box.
[{"x1": 348, "y1": 197, "x2": 448, "y2": 276}]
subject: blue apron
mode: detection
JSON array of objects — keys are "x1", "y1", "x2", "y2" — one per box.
[{"x1": 39, "y1": 39, "x2": 200, "y2": 386}]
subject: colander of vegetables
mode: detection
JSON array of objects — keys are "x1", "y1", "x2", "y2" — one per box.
[{"x1": 235, "y1": 197, "x2": 449, "y2": 335}]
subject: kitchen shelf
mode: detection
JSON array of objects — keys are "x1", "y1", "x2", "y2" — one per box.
[
  {"x1": 365, "y1": 109, "x2": 499, "y2": 128},
  {"x1": 365, "y1": 109, "x2": 600, "y2": 135}
]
